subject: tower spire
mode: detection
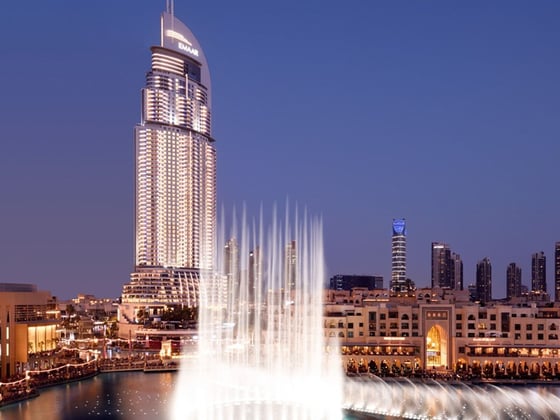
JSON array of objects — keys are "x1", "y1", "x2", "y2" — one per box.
[{"x1": 166, "y1": 0, "x2": 175, "y2": 17}]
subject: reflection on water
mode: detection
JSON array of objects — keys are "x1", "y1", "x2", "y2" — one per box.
[
  {"x1": 2, "y1": 372, "x2": 560, "y2": 419},
  {"x1": 0, "y1": 372, "x2": 176, "y2": 420}
]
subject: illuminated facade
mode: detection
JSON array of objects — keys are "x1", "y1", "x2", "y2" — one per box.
[
  {"x1": 120, "y1": 8, "x2": 215, "y2": 325},
  {"x1": 0, "y1": 283, "x2": 58, "y2": 380},
  {"x1": 325, "y1": 288, "x2": 560, "y2": 378},
  {"x1": 390, "y1": 219, "x2": 407, "y2": 293}
]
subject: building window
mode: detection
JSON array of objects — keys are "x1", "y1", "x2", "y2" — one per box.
[
  {"x1": 390, "y1": 323, "x2": 398, "y2": 329},
  {"x1": 456, "y1": 314, "x2": 462, "y2": 321},
  {"x1": 380, "y1": 323, "x2": 386, "y2": 330},
  {"x1": 412, "y1": 314, "x2": 418, "y2": 321},
  {"x1": 490, "y1": 323, "x2": 496, "y2": 330},
  {"x1": 401, "y1": 323, "x2": 409, "y2": 329},
  {"x1": 538, "y1": 324, "x2": 544, "y2": 331},
  {"x1": 468, "y1": 323, "x2": 475, "y2": 330},
  {"x1": 456, "y1": 332, "x2": 462, "y2": 337},
  {"x1": 458, "y1": 346, "x2": 465, "y2": 353},
  {"x1": 338, "y1": 322, "x2": 344, "y2": 328},
  {"x1": 467, "y1": 333, "x2": 475, "y2": 337},
  {"x1": 490, "y1": 314, "x2": 496, "y2": 321},
  {"x1": 348, "y1": 323, "x2": 354, "y2": 329},
  {"x1": 456, "y1": 323, "x2": 462, "y2": 330},
  {"x1": 359, "y1": 323, "x2": 363, "y2": 328},
  {"x1": 514, "y1": 324, "x2": 521, "y2": 331},
  {"x1": 478, "y1": 312, "x2": 487, "y2": 319},
  {"x1": 412, "y1": 332, "x2": 418, "y2": 337},
  {"x1": 412, "y1": 323, "x2": 418, "y2": 330},
  {"x1": 359, "y1": 332, "x2": 364, "y2": 336},
  {"x1": 526, "y1": 324, "x2": 532, "y2": 331},
  {"x1": 380, "y1": 314, "x2": 386, "y2": 320},
  {"x1": 369, "y1": 332, "x2": 375, "y2": 337},
  {"x1": 515, "y1": 333, "x2": 521, "y2": 340},
  {"x1": 348, "y1": 331, "x2": 354, "y2": 338},
  {"x1": 526, "y1": 333, "x2": 532, "y2": 340}
]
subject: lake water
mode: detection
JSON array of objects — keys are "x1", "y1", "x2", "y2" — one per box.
[
  {"x1": 2, "y1": 372, "x2": 560, "y2": 419},
  {"x1": 0, "y1": 372, "x2": 176, "y2": 420}
]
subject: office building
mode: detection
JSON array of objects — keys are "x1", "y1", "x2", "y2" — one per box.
[
  {"x1": 120, "y1": 6, "x2": 216, "y2": 327},
  {"x1": 330, "y1": 275, "x2": 384, "y2": 291},
  {"x1": 391, "y1": 219, "x2": 407, "y2": 293},
  {"x1": 506, "y1": 263, "x2": 522, "y2": 300},
  {"x1": 531, "y1": 252, "x2": 547, "y2": 293},
  {"x1": 476, "y1": 257, "x2": 492, "y2": 303}
]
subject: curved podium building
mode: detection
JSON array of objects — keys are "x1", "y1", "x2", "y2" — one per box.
[{"x1": 119, "y1": 10, "x2": 216, "y2": 330}]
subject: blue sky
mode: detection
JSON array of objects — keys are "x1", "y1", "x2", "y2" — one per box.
[{"x1": 0, "y1": 1, "x2": 559, "y2": 299}]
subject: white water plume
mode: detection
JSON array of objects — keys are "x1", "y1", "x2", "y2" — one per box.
[{"x1": 172, "y1": 207, "x2": 342, "y2": 419}]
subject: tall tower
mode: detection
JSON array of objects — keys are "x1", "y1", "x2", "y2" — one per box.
[
  {"x1": 453, "y1": 253, "x2": 463, "y2": 291},
  {"x1": 476, "y1": 257, "x2": 492, "y2": 303},
  {"x1": 391, "y1": 219, "x2": 406, "y2": 293},
  {"x1": 431, "y1": 242, "x2": 452, "y2": 289},
  {"x1": 555, "y1": 242, "x2": 560, "y2": 302},
  {"x1": 506, "y1": 262, "x2": 522, "y2": 300},
  {"x1": 531, "y1": 251, "x2": 546, "y2": 293},
  {"x1": 119, "y1": 7, "x2": 216, "y2": 326}
]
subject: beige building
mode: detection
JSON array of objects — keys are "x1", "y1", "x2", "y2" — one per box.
[
  {"x1": 325, "y1": 287, "x2": 560, "y2": 378},
  {"x1": 0, "y1": 283, "x2": 58, "y2": 380}
]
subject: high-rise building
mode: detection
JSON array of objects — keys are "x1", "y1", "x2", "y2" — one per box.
[
  {"x1": 555, "y1": 242, "x2": 560, "y2": 302},
  {"x1": 391, "y1": 219, "x2": 407, "y2": 293},
  {"x1": 431, "y1": 242, "x2": 463, "y2": 290},
  {"x1": 453, "y1": 253, "x2": 464, "y2": 291},
  {"x1": 285, "y1": 240, "x2": 297, "y2": 291},
  {"x1": 431, "y1": 243, "x2": 451, "y2": 289},
  {"x1": 476, "y1": 257, "x2": 492, "y2": 303},
  {"x1": 506, "y1": 262, "x2": 522, "y2": 300},
  {"x1": 119, "y1": 7, "x2": 216, "y2": 326},
  {"x1": 531, "y1": 251, "x2": 546, "y2": 293}
]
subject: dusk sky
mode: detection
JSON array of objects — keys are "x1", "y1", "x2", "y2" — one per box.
[{"x1": 1, "y1": 1, "x2": 559, "y2": 300}]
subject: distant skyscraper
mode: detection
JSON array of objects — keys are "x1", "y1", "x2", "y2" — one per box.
[
  {"x1": 431, "y1": 242, "x2": 451, "y2": 289},
  {"x1": 431, "y1": 242, "x2": 462, "y2": 290},
  {"x1": 531, "y1": 251, "x2": 546, "y2": 293},
  {"x1": 555, "y1": 242, "x2": 560, "y2": 302},
  {"x1": 120, "y1": 7, "x2": 216, "y2": 323},
  {"x1": 285, "y1": 240, "x2": 297, "y2": 291},
  {"x1": 453, "y1": 253, "x2": 464, "y2": 291},
  {"x1": 476, "y1": 257, "x2": 492, "y2": 303},
  {"x1": 391, "y1": 219, "x2": 407, "y2": 293},
  {"x1": 506, "y1": 262, "x2": 522, "y2": 300}
]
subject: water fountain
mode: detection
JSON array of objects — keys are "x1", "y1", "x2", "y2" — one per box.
[
  {"x1": 172, "y1": 209, "x2": 342, "y2": 419},
  {"x1": 171, "y1": 208, "x2": 560, "y2": 419}
]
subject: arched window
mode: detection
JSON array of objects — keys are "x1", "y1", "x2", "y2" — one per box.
[
  {"x1": 468, "y1": 314, "x2": 475, "y2": 320},
  {"x1": 401, "y1": 314, "x2": 409, "y2": 320}
]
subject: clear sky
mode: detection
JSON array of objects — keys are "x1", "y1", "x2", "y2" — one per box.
[{"x1": 1, "y1": 1, "x2": 559, "y2": 300}]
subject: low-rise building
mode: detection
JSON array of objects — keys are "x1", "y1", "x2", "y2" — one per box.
[
  {"x1": 325, "y1": 288, "x2": 560, "y2": 378},
  {"x1": 0, "y1": 283, "x2": 59, "y2": 380}
]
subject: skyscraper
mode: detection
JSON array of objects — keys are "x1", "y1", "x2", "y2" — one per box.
[
  {"x1": 531, "y1": 251, "x2": 546, "y2": 293},
  {"x1": 119, "y1": 6, "x2": 216, "y2": 326},
  {"x1": 431, "y1": 242, "x2": 463, "y2": 290},
  {"x1": 431, "y1": 242, "x2": 451, "y2": 289},
  {"x1": 476, "y1": 257, "x2": 492, "y2": 303},
  {"x1": 453, "y1": 253, "x2": 464, "y2": 291},
  {"x1": 554, "y1": 242, "x2": 560, "y2": 302},
  {"x1": 391, "y1": 219, "x2": 406, "y2": 293},
  {"x1": 506, "y1": 262, "x2": 522, "y2": 300}
]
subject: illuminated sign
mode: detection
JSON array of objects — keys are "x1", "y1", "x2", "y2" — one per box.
[
  {"x1": 392, "y1": 219, "x2": 406, "y2": 235},
  {"x1": 165, "y1": 29, "x2": 200, "y2": 57}
]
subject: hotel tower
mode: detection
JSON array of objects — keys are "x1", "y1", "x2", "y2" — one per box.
[{"x1": 119, "y1": 5, "x2": 216, "y2": 326}]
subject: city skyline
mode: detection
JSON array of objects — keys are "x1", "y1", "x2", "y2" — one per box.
[{"x1": 1, "y1": 1, "x2": 559, "y2": 299}]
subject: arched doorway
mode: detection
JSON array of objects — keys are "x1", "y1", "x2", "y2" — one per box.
[{"x1": 426, "y1": 325, "x2": 448, "y2": 369}]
